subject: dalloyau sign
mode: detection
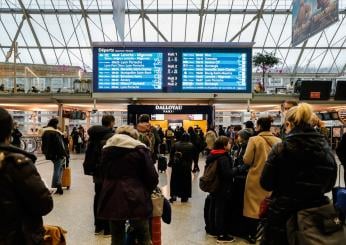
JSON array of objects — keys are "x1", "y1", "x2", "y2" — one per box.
[{"x1": 155, "y1": 105, "x2": 183, "y2": 113}]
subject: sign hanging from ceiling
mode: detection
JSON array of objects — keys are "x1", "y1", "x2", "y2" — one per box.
[{"x1": 292, "y1": 0, "x2": 339, "y2": 47}]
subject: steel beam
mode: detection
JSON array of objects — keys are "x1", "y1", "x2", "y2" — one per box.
[
  {"x1": 229, "y1": 15, "x2": 258, "y2": 42},
  {"x1": 329, "y1": 35, "x2": 346, "y2": 74},
  {"x1": 292, "y1": 40, "x2": 308, "y2": 74},
  {"x1": 79, "y1": 0, "x2": 93, "y2": 45},
  {"x1": 252, "y1": 0, "x2": 266, "y2": 43},
  {"x1": 140, "y1": 0, "x2": 146, "y2": 41},
  {"x1": 0, "y1": 8, "x2": 298, "y2": 15},
  {"x1": 1, "y1": 45, "x2": 345, "y2": 50},
  {"x1": 316, "y1": 15, "x2": 346, "y2": 73},
  {"x1": 17, "y1": 0, "x2": 47, "y2": 64},
  {"x1": 197, "y1": 0, "x2": 205, "y2": 42},
  {"x1": 5, "y1": 15, "x2": 26, "y2": 62},
  {"x1": 303, "y1": 31, "x2": 324, "y2": 73},
  {"x1": 143, "y1": 14, "x2": 168, "y2": 42}
]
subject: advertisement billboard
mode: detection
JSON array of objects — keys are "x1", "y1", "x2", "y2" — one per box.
[{"x1": 292, "y1": 0, "x2": 339, "y2": 46}]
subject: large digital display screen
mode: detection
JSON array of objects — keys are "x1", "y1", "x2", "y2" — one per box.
[{"x1": 93, "y1": 43, "x2": 252, "y2": 93}]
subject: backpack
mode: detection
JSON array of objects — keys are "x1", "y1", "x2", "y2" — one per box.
[{"x1": 199, "y1": 160, "x2": 219, "y2": 193}]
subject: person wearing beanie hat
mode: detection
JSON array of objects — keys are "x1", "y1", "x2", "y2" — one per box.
[{"x1": 238, "y1": 129, "x2": 252, "y2": 142}]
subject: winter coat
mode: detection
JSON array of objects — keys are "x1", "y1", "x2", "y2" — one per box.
[
  {"x1": 243, "y1": 131, "x2": 281, "y2": 219},
  {"x1": 206, "y1": 151, "x2": 240, "y2": 197},
  {"x1": 169, "y1": 141, "x2": 195, "y2": 198},
  {"x1": 83, "y1": 125, "x2": 114, "y2": 178},
  {"x1": 41, "y1": 127, "x2": 67, "y2": 161},
  {"x1": 0, "y1": 144, "x2": 53, "y2": 245},
  {"x1": 11, "y1": 128, "x2": 23, "y2": 147},
  {"x1": 97, "y1": 134, "x2": 158, "y2": 220},
  {"x1": 260, "y1": 128, "x2": 336, "y2": 245},
  {"x1": 205, "y1": 130, "x2": 217, "y2": 150}
]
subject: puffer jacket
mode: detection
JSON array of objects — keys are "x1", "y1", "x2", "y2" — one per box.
[
  {"x1": 261, "y1": 128, "x2": 336, "y2": 201},
  {"x1": 0, "y1": 144, "x2": 53, "y2": 245},
  {"x1": 41, "y1": 127, "x2": 67, "y2": 161},
  {"x1": 97, "y1": 134, "x2": 159, "y2": 220},
  {"x1": 260, "y1": 128, "x2": 337, "y2": 245}
]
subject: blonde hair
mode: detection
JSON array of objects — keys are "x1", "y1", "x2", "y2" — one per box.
[
  {"x1": 116, "y1": 125, "x2": 139, "y2": 140},
  {"x1": 285, "y1": 103, "x2": 314, "y2": 128}
]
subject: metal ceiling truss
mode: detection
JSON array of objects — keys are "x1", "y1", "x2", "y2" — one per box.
[
  {"x1": 316, "y1": 15, "x2": 346, "y2": 73},
  {"x1": 140, "y1": 0, "x2": 146, "y2": 41},
  {"x1": 211, "y1": 0, "x2": 219, "y2": 42},
  {"x1": 197, "y1": 0, "x2": 205, "y2": 42},
  {"x1": 4, "y1": 14, "x2": 25, "y2": 62},
  {"x1": 329, "y1": 35, "x2": 346, "y2": 74},
  {"x1": 184, "y1": 0, "x2": 189, "y2": 42},
  {"x1": 238, "y1": 0, "x2": 250, "y2": 42},
  {"x1": 143, "y1": 14, "x2": 168, "y2": 42},
  {"x1": 251, "y1": 0, "x2": 266, "y2": 43},
  {"x1": 79, "y1": 0, "x2": 93, "y2": 46},
  {"x1": 50, "y1": 0, "x2": 72, "y2": 65},
  {"x1": 17, "y1": 0, "x2": 47, "y2": 64},
  {"x1": 200, "y1": 0, "x2": 211, "y2": 41},
  {"x1": 292, "y1": 40, "x2": 308, "y2": 74},
  {"x1": 4, "y1": 0, "x2": 33, "y2": 63},
  {"x1": 34, "y1": 0, "x2": 59, "y2": 65},
  {"x1": 261, "y1": 0, "x2": 279, "y2": 52},
  {"x1": 303, "y1": 31, "x2": 325, "y2": 73},
  {"x1": 0, "y1": 16, "x2": 22, "y2": 63},
  {"x1": 223, "y1": 0, "x2": 234, "y2": 42}
]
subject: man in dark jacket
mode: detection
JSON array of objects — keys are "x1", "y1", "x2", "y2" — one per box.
[
  {"x1": 97, "y1": 125, "x2": 158, "y2": 245},
  {"x1": 83, "y1": 115, "x2": 115, "y2": 235},
  {"x1": 0, "y1": 107, "x2": 53, "y2": 244},
  {"x1": 41, "y1": 118, "x2": 68, "y2": 195},
  {"x1": 169, "y1": 133, "x2": 195, "y2": 203},
  {"x1": 336, "y1": 132, "x2": 346, "y2": 185}
]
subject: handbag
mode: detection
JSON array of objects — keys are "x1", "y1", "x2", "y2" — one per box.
[
  {"x1": 259, "y1": 196, "x2": 271, "y2": 219},
  {"x1": 151, "y1": 187, "x2": 164, "y2": 217},
  {"x1": 286, "y1": 200, "x2": 346, "y2": 245}
]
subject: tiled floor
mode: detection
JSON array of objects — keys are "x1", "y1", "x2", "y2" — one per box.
[{"x1": 36, "y1": 154, "x2": 345, "y2": 245}]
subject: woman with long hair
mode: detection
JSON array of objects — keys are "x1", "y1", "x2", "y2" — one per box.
[{"x1": 260, "y1": 103, "x2": 337, "y2": 245}]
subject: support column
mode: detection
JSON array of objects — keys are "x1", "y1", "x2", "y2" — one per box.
[{"x1": 58, "y1": 103, "x2": 64, "y2": 130}]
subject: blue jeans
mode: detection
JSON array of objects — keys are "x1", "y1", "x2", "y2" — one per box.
[{"x1": 52, "y1": 158, "x2": 65, "y2": 188}]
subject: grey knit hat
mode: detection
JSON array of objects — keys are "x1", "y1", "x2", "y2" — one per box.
[{"x1": 238, "y1": 129, "x2": 252, "y2": 141}]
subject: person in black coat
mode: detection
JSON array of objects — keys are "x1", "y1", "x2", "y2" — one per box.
[
  {"x1": 260, "y1": 103, "x2": 337, "y2": 245},
  {"x1": 97, "y1": 125, "x2": 158, "y2": 245},
  {"x1": 0, "y1": 108, "x2": 53, "y2": 244},
  {"x1": 206, "y1": 136, "x2": 246, "y2": 243},
  {"x1": 188, "y1": 127, "x2": 202, "y2": 173},
  {"x1": 41, "y1": 118, "x2": 68, "y2": 195},
  {"x1": 336, "y1": 132, "x2": 346, "y2": 185},
  {"x1": 11, "y1": 122, "x2": 23, "y2": 148},
  {"x1": 169, "y1": 133, "x2": 195, "y2": 203},
  {"x1": 83, "y1": 115, "x2": 115, "y2": 235}
]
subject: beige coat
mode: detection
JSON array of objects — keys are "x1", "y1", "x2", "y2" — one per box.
[{"x1": 243, "y1": 131, "x2": 281, "y2": 219}]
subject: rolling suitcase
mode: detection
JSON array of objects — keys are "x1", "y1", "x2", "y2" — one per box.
[
  {"x1": 204, "y1": 194, "x2": 217, "y2": 236},
  {"x1": 158, "y1": 155, "x2": 167, "y2": 172},
  {"x1": 61, "y1": 166, "x2": 71, "y2": 189},
  {"x1": 333, "y1": 164, "x2": 346, "y2": 217}
]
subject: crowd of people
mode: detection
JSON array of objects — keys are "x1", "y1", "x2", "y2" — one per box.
[{"x1": 0, "y1": 100, "x2": 345, "y2": 244}]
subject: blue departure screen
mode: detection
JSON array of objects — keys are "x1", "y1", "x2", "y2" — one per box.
[
  {"x1": 93, "y1": 45, "x2": 252, "y2": 93},
  {"x1": 97, "y1": 52, "x2": 162, "y2": 91},
  {"x1": 182, "y1": 53, "x2": 246, "y2": 91}
]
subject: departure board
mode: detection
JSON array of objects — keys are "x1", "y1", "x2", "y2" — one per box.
[
  {"x1": 182, "y1": 53, "x2": 247, "y2": 91},
  {"x1": 93, "y1": 43, "x2": 252, "y2": 93},
  {"x1": 98, "y1": 51, "x2": 162, "y2": 91}
]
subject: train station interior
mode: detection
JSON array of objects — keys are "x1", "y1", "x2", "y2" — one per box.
[{"x1": 1, "y1": 0, "x2": 346, "y2": 244}]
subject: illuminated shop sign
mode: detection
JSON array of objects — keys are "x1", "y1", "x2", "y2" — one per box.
[{"x1": 155, "y1": 105, "x2": 183, "y2": 113}]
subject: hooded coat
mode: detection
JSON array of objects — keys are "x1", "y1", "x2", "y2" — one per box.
[
  {"x1": 0, "y1": 145, "x2": 53, "y2": 244},
  {"x1": 41, "y1": 127, "x2": 67, "y2": 161},
  {"x1": 97, "y1": 134, "x2": 158, "y2": 220},
  {"x1": 169, "y1": 141, "x2": 195, "y2": 198}
]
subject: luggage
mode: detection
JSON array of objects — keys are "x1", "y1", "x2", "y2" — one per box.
[
  {"x1": 158, "y1": 155, "x2": 167, "y2": 172},
  {"x1": 332, "y1": 164, "x2": 346, "y2": 216},
  {"x1": 204, "y1": 194, "x2": 217, "y2": 236},
  {"x1": 61, "y1": 166, "x2": 71, "y2": 189}
]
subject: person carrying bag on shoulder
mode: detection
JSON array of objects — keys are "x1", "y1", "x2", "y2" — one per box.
[{"x1": 260, "y1": 103, "x2": 342, "y2": 245}]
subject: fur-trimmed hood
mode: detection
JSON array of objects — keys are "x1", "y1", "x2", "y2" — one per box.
[
  {"x1": 38, "y1": 126, "x2": 64, "y2": 136},
  {"x1": 104, "y1": 134, "x2": 146, "y2": 149}
]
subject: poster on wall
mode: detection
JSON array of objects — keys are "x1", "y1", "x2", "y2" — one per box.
[{"x1": 292, "y1": 0, "x2": 339, "y2": 46}]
